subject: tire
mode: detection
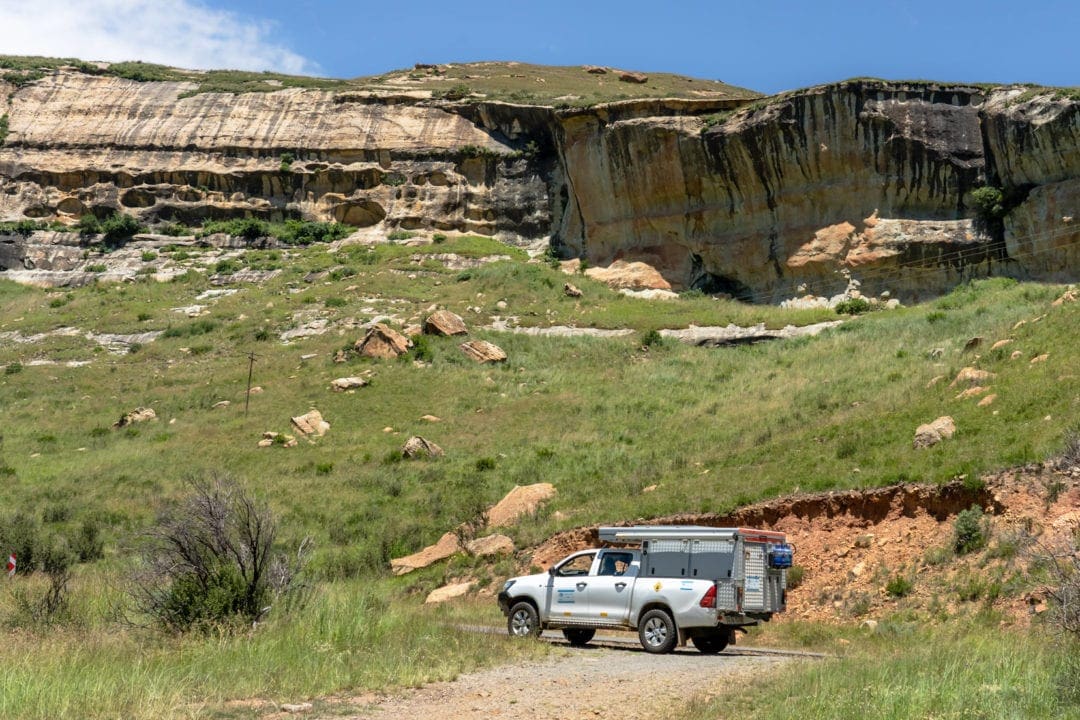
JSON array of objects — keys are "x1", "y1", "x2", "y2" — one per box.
[
  {"x1": 562, "y1": 628, "x2": 596, "y2": 646},
  {"x1": 507, "y1": 601, "x2": 541, "y2": 638},
  {"x1": 637, "y1": 608, "x2": 677, "y2": 654},
  {"x1": 691, "y1": 632, "x2": 729, "y2": 654}
]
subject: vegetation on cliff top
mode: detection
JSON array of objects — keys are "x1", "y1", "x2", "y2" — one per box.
[{"x1": 0, "y1": 54, "x2": 759, "y2": 105}]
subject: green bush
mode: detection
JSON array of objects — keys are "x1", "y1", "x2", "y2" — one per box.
[
  {"x1": 101, "y1": 213, "x2": 144, "y2": 245},
  {"x1": 0, "y1": 113, "x2": 8, "y2": 146},
  {"x1": 953, "y1": 505, "x2": 988, "y2": 555},
  {"x1": 970, "y1": 186, "x2": 1005, "y2": 221},
  {"x1": 214, "y1": 258, "x2": 242, "y2": 274},
  {"x1": 886, "y1": 574, "x2": 914, "y2": 597},
  {"x1": 131, "y1": 477, "x2": 305, "y2": 633},
  {"x1": 4, "y1": 361, "x2": 22, "y2": 375},
  {"x1": 836, "y1": 297, "x2": 871, "y2": 315},
  {"x1": 641, "y1": 329, "x2": 664, "y2": 348},
  {"x1": 786, "y1": 565, "x2": 805, "y2": 589},
  {"x1": 0, "y1": 511, "x2": 41, "y2": 573}
]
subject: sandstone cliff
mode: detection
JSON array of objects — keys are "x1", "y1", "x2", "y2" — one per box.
[{"x1": 1, "y1": 65, "x2": 1076, "y2": 302}]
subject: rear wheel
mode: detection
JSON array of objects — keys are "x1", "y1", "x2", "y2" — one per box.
[
  {"x1": 638, "y1": 608, "x2": 677, "y2": 654},
  {"x1": 691, "y1": 631, "x2": 729, "y2": 654},
  {"x1": 562, "y1": 628, "x2": 596, "y2": 646},
  {"x1": 507, "y1": 602, "x2": 540, "y2": 638}
]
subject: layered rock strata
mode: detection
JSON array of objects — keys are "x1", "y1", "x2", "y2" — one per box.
[{"x1": 1, "y1": 68, "x2": 1076, "y2": 302}]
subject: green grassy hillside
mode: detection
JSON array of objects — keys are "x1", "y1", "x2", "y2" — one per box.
[{"x1": 0, "y1": 237, "x2": 1077, "y2": 717}]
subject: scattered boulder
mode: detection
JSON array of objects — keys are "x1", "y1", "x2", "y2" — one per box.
[
  {"x1": 331, "y1": 376, "x2": 370, "y2": 392},
  {"x1": 955, "y1": 386, "x2": 989, "y2": 400},
  {"x1": 1030, "y1": 353, "x2": 1049, "y2": 364},
  {"x1": 355, "y1": 323, "x2": 411, "y2": 359},
  {"x1": 963, "y1": 336, "x2": 983, "y2": 352},
  {"x1": 112, "y1": 407, "x2": 156, "y2": 429},
  {"x1": 424, "y1": 309, "x2": 468, "y2": 336},
  {"x1": 618, "y1": 71, "x2": 648, "y2": 84},
  {"x1": 460, "y1": 340, "x2": 507, "y2": 363},
  {"x1": 487, "y1": 483, "x2": 557, "y2": 528},
  {"x1": 403, "y1": 324, "x2": 423, "y2": 338},
  {"x1": 1010, "y1": 350, "x2": 1023, "y2": 360},
  {"x1": 402, "y1": 435, "x2": 444, "y2": 458},
  {"x1": 291, "y1": 409, "x2": 330, "y2": 437},
  {"x1": 212, "y1": 400, "x2": 230, "y2": 410},
  {"x1": 420, "y1": 414, "x2": 442, "y2": 422},
  {"x1": 990, "y1": 339, "x2": 1013, "y2": 351},
  {"x1": 258, "y1": 431, "x2": 297, "y2": 448},
  {"x1": 913, "y1": 416, "x2": 956, "y2": 449},
  {"x1": 585, "y1": 260, "x2": 671, "y2": 291},
  {"x1": 949, "y1": 367, "x2": 995, "y2": 387},
  {"x1": 390, "y1": 531, "x2": 460, "y2": 575},
  {"x1": 926, "y1": 375, "x2": 945, "y2": 388},
  {"x1": 1051, "y1": 289, "x2": 1077, "y2": 307},
  {"x1": 333, "y1": 349, "x2": 348, "y2": 363},
  {"x1": 978, "y1": 394, "x2": 998, "y2": 407},
  {"x1": 563, "y1": 282, "x2": 583, "y2": 298},
  {"x1": 425, "y1": 581, "x2": 475, "y2": 604},
  {"x1": 281, "y1": 703, "x2": 314, "y2": 714},
  {"x1": 583, "y1": 65, "x2": 607, "y2": 74},
  {"x1": 466, "y1": 534, "x2": 514, "y2": 557}
]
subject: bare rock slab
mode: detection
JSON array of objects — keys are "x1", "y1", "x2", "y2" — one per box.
[
  {"x1": 403, "y1": 435, "x2": 444, "y2": 458},
  {"x1": 391, "y1": 532, "x2": 461, "y2": 575},
  {"x1": 487, "y1": 483, "x2": 557, "y2": 528},
  {"x1": 112, "y1": 407, "x2": 156, "y2": 429},
  {"x1": 424, "y1": 581, "x2": 475, "y2": 604},
  {"x1": 331, "y1": 376, "x2": 370, "y2": 392},
  {"x1": 355, "y1": 323, "x2": 411, "y2": 359},
  {"x1": 291, "y1": 409, "x2": 330, "y2": 437},
  {"x1": 949, "y1": 367, "x2": 995, "y2": 387},
  {"x1": 423, "y1": 309, "x2": 468, "y2": 336},
  {"x1": 467, "y1": 534, "x2": 514, "y2": 556},
  {"x1": 913, "y1": 416, "x2": 956, "y2": 449},
  {"x1": 460, "y1": 340, "x2": 507, "y2": 363}
]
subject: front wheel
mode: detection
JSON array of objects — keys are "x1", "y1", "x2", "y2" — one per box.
[
  {"x1": 562, "y1": 628, "x2": 596, "y2": 646},
  {"x1": 691, "y1": 631, "x2": 729, "y2": 654},
  {"x1": 507, "y1": 602, "x2": 541, "y2": 638},
  {"x1": 638, "y1": 608, "x2": 677, "y2": 654}
]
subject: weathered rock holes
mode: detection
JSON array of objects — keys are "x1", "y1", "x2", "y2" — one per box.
[{"x1": 331, "y1": 200, "x2": 386, "y2": 227}]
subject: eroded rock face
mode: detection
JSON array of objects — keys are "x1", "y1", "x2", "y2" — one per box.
[{"x1": 1, "y1": 71, "x2": 1077, "y2": 302}]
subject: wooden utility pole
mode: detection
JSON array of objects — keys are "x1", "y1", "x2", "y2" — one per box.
[{"x1": 244, "y1": 352, "x2": 258, "y2": 415}]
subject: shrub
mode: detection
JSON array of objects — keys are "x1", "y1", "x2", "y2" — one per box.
[
  {"x1": 76, "y1": 214, "x2": 103, "y2": 235},
  {"x1": 970, "y1": 186, "x2": 1005, "y2": 221},
  {"x1": 387, "y1": 230, "x2": 414, "y2": 241},
  {"x1": 641, "y1": 329, "x2": 664, "y2": 348},
  {"x1": 886, "y1": 574, "x2": 914, "y2": 598},
  {"x1": 433, "y1": 233, "x2": 447, "y2": 244},
  {"x1": 71, "y1": 519, "x2": 105, "y2": 563},
  {"x1": 410, "y1": 336, "x2": 434, "y2": 363},
  {"x1": 835, "y1": 297, "x2": 871, "y2": 315},
  {"x1": 100, "y1": 213, "x2": 144, "y2": 246},
  {"x1": 0, "y1": 511, "x2": 41, "y2": 573},
  {"x1": 475, "y1": 457, "x2": 496, "y2": 472},
  {"x1": 4, "y1": 361, "x2": 22, "y2": 375},
  {"x1": 786, "y1": 564, "x2": 805, "y2": 589},
  {"x1": 130, "y1": 476, "x2": 306, "y2": 633},
  {"x1": 214, "y1": 258, "x2": 242, "y2": 274},
  {"x1": 953, "y1": 505, "x2": 988, "y2": 555},
  {"x1": 324, "y1": 297, "x2": 347, "y2": 308},
  {"x1": 0, "y1": 113, "x2": 8, "y2": 146},
  {"x1": 141, "y1": 251, "x2": 157, "y2": 262}
]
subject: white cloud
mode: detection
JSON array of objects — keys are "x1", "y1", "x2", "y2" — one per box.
[{"x1": 0, "y1": 0, "x2": 319, "y2": 75}]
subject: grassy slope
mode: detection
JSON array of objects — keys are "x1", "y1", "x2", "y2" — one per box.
[{"x1": 0, "y1": 240, "x2": 1077, "y2": 717}]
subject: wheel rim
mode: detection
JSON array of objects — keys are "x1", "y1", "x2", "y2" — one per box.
[
  {"x1": 510, "y1": 609, "x2": 534, "y2": 636},
  {"x1": 643, "y1": 616, "x2": 668, "y2": 647}
]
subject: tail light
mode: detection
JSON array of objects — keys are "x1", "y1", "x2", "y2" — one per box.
[{"x1": 699, "y1": 584, "x2": 717, "y2": 608}]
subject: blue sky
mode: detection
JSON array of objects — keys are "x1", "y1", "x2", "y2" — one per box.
[{"x1": 1, "y1": 0, "x2": 1075, "y2": 93}]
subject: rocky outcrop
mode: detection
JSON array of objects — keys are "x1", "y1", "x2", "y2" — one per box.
[{"x1": 1, "y1": 69, "x2": 1077, "y2": 302}]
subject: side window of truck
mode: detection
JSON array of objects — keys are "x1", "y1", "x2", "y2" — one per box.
[
  {"x1": 556, "y1": 553, "x2": 596, "y2": 577},
  {"x1": 599, "y1": 552, "x2": 634, "y2": 576}
]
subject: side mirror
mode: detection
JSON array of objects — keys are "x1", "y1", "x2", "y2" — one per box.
[{"x1": 547, "y1": 566, "x2": 556, "y2": 575}]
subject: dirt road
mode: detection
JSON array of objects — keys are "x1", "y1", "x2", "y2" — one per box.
[{"x1": 330, "y1": 639, "x2": 795, "y2": 720}]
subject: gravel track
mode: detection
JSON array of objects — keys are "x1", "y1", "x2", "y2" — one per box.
[{"x1": 331, "y1": 640, "x2": 793, "y2": 720}]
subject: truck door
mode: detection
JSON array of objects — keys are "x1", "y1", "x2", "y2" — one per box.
[
  {"x1": 544, "y1": 551, "x2": 596, "y2": 621},
  {"x1": 585, "y1": 550, "x2": 636, "y2": 624},
  {"x1": 742, "y1": 543, "x2": 767, "y2": 611}
]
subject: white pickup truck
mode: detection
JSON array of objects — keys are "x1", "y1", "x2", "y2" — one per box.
[{"x1": 497, "y1": 526, "x2": 792, "y2": 653}]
